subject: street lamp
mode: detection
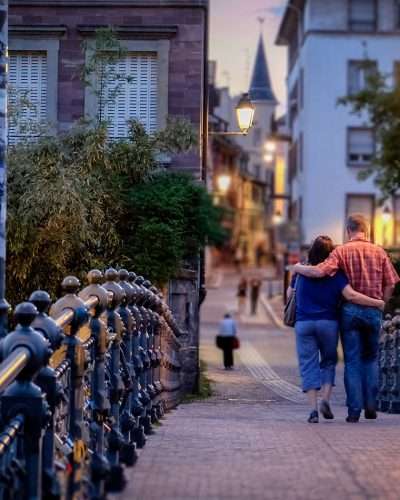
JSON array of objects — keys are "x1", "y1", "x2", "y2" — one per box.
[
  {"x1": 264, "y1": 153, "x2": 274, "y2": 163},
  {"x1": 235, "y1": 93, "x2": 255, "y2": 135},
  {"x1": 265, "y1": 141, "x2": 277, "y2": 153},
  {"x1": 216, "y1": 174, "x2": 232, "y2": 195},
  {"x1": 210, "y1": 93, "x2": 255, "y2": 136},
  {"x1": 272, "y1": 211, "x2": 284, "y2": 226}
]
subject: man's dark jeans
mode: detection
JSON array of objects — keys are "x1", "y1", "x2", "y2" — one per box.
[{"x1": 340, "y1": 303, "x2": 382, "y2": 417}]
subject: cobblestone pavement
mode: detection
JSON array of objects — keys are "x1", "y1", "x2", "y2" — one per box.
[{"x1": 118, "y1": 271, "x2": 400, "y2": 500}]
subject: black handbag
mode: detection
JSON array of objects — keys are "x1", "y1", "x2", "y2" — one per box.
[{"x1": 283, "y1": 277, "x2": 297, "y2": 327}]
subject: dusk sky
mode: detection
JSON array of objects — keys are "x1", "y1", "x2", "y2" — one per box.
[{"x1": 210, "y1": 0, "x2": 287, "y2": 113}]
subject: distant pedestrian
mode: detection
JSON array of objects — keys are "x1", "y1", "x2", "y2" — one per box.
[
  {"x1": 234, "y1": 247, "x2": 243, "y2": 272},
  {"x1": 256, "y1": 245, "x2": 263, "y2": 267},
  {"x1": 237, "y1": 277, "x2": 247, "y2": 315},
  {"x1": 250, "y1": 277, "x2": 262, "y2": 315},
  {"x1": 216, "y1": 313, "x2": 238, "y2": 370}
]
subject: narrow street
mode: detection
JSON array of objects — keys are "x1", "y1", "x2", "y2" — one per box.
[{"x1": 119, "y1": 271, "x2": 400, "y2": 500}]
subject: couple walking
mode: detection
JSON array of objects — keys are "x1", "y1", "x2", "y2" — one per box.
[{"x1": 290, "y1": 214, "x2": 398, "y2": 423}]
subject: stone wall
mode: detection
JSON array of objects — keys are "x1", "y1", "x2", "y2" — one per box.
[
  {"x1": 168, "y1": 269, "x2": 200, "y2": 393},
  {"x1": 9, "y1": 0, "x2": 206, "y2": 172}
]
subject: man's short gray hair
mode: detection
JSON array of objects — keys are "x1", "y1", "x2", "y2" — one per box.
[{"x1": 346, "y1": 213, "x2": 369, "y2": 234}]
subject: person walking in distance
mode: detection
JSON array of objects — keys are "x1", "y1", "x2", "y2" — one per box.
[
  {"x1": 250, "y1": 276, "x2": 262, "y2": 315},
  {"x1": 237, "y1": 277, "x2": 247, "y2": 316},
  {"x1": 217, "y1": 313, "x2": 237, "y2": 370},
  {"x1": 294, "y1": 214, "x2": 399, "y2": 422}
]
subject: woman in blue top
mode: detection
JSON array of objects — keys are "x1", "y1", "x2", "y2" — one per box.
[{"x1": 288, "y1": 236, "x2": 384, "y2": 423}]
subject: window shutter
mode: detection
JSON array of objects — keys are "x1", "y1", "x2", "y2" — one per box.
[
  {"x1": 103, "y1": 53, "x2": 158, "y2": 139},
  {"x1": 348, "y1": 129, "x2": 374, "y2": 164},
  {"x1": 350, "y1": 130, "x2": 374, "y2": 155},
  {"x1": 9, "y1": 52, "x2": 47, "y2": 143},
  {"x1": 348, "y1": 62, "x2": 361, "y2": 95},
  {"x1": 348, "y1": 61, "x2": 377, "y2": 95},
  {"x1": 350, "y1": 0, "x2": 376, "y2": 31}
]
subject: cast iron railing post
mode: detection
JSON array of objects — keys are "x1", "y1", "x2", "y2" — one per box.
[
  {"x1": 50, "y1": 276, "x2": 89, "y2": 499},
  {"x1": 0, "y1": 302, "x2": 51, "y2": 500},
  {"x1": 117, "y1": 269, "x2": 139, "y2": 466},
  {"x1": 102, "y1": 268, "x2": 126, "y2": 492},
  {"x1": 127, "y1": 272, "x2": 147, "y2": 449},
  {"x1": 30, "y1": 290, "x2": 64, "y2": 500},
  {"x1": 78, "y1": 269, "x2": 110, "y2": 499},
  {"x1": 134, "y1": 277, "x2": 153, "y2": 435}
]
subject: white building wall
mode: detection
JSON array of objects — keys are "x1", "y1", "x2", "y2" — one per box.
[
  {"x1": 307, "y1": 0, "x2": 348, "y2": 31},
  {"x1": 285, "y1": 0, "x2": 400, "y2": 245}
]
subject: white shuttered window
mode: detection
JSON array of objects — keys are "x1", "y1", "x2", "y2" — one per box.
[
  {"x1": 102, "y1": 53, "x2": 158, "y2": 138},
  {"x1": 348, "y1": 128, "x2": 375, "y2": 165},
  {"x1": 9, "y1": 51, "x2": 48, "y2": 142},
  {"x1": 349, "y1": 0, "x2": 376, "y2": 32}
]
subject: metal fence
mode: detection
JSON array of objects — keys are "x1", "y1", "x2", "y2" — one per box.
[
  {"x1": 0, "y1": 268, "x2": 182, "y2": 499},
  {"x1": 378, "y1": 312, "x2": 400, "y2": 414}
]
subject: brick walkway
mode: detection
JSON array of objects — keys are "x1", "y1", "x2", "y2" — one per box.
[{"x1": 117, "y1": 272, "x2": 400, "y2": 500}]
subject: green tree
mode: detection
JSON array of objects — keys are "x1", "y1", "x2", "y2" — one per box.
[
  {"x1": 6, "y1": 119, "x2": 220, "y2": 303},
  {"x1": 338, "y1": 62, "x2": 400, "y2": 199},
  {"x1": 122, "y1": 172, "x2": 226, "y2": 284}
]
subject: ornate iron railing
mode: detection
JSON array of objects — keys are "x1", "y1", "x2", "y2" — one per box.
[
  {"x1": 378, "y1": 312, "x2": 400, "y2": 414},
  {"x1": 0, "y1": 268, "x2": 182, "y2": 499}
]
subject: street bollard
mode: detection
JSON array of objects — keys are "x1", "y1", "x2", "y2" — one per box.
[{"x1": 0, "y1": 303, "x2": 51, "y2": 500}]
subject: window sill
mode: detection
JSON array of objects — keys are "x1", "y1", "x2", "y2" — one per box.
[{"x1": 347, "y1": 162, "x2": 372, "y2": 168}]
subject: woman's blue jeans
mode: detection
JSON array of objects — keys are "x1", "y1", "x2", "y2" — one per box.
[
  {"x1": 295, "y1": 320, "x2": 339, "y2": 392},
  {"x1": 340, "y1": 303, "x2": 382, "y2": 417}
]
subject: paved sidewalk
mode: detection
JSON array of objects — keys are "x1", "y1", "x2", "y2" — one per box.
[{"x1": 117, "y1": 273, "x2": 400, "y2": 500}]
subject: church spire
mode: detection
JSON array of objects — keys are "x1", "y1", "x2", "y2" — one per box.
[{"x1": 249, "y1": 34, "x2": 277, "y2": 103}]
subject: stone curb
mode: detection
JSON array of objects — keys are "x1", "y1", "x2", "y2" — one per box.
[{"x1": 260, "y1": 293, "x2": 288, "y2": 330}]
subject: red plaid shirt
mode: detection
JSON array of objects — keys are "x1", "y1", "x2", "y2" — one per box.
[{"x1": 317, "y1": 238, "x2": 399, "y2": 299}]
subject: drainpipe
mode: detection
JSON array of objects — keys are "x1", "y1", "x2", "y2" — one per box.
[{"x1": 199, "y1": 1, "x2": 209, "y2": 308}]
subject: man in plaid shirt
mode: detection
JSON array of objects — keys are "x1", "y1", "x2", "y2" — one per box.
[{"x1": 294, "y1": 214, "x2": 399, "y2": 422}]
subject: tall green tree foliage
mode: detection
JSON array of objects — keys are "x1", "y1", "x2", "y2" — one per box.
[
  {"x1": 123, "y1": 172, "x2": 225, "y2": 284},
  {"x1": 7, "y1": 120, "x2": 220, "y2": 304},
  {"x1": 339, "y1": 61, "x2": 400, "y2": 199}
]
